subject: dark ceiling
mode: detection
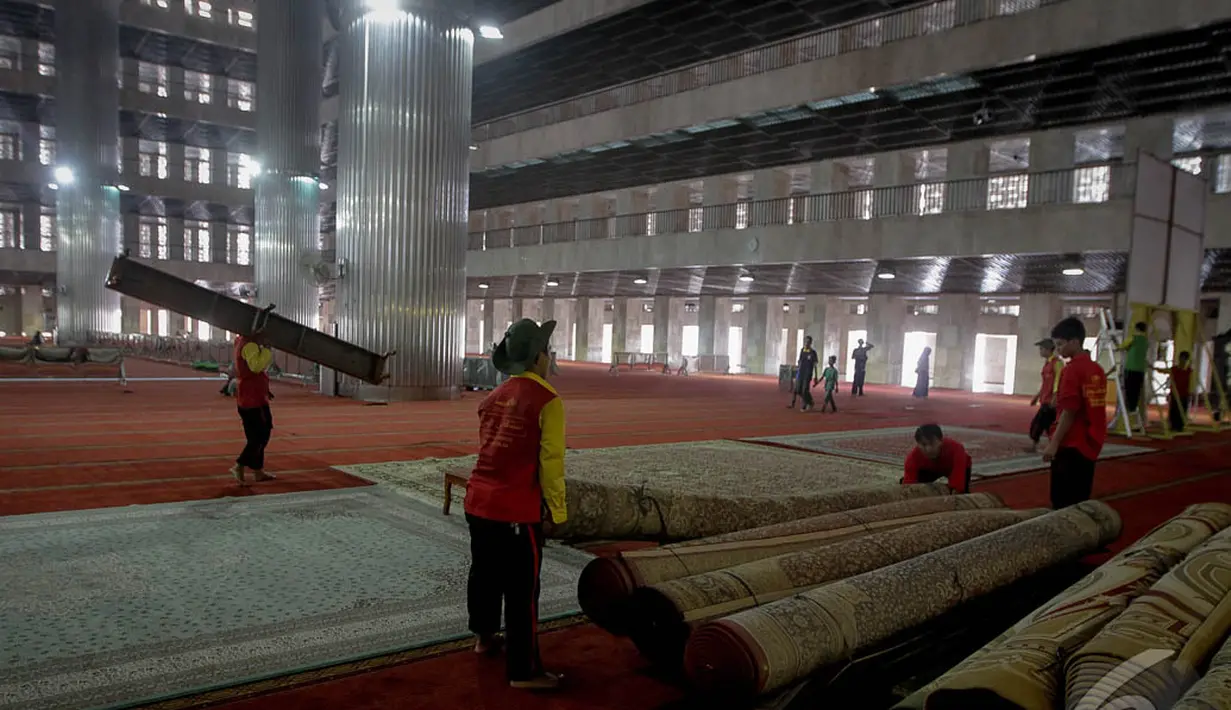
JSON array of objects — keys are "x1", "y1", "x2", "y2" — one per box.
[
  {"x1": 471, "y1": 0, "x2": 923, "y2": 123},
  {"x1": 469, "y1": 22, "x2": 1231, "y2": 209}
]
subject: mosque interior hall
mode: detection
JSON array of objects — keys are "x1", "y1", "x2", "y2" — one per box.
[{"x1": 5, "y1": 0, "x2": 1231, "y2": 708}]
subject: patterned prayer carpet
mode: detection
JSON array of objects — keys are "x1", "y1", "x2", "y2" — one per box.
[
  {"x1": 336, "y1": 440, "x2": 902, "y2": 509},
  {"x1": 746, "y1": 426, "x2": 1155, "y2": 478},
  {"x1": 0, "y1": 487, "x2": 591, "y2": 710}
]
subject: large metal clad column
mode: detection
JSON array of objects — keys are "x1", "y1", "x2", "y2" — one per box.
[
  {"x1": 335, "y1": 0, "x2": 473, "y2": 401},
  {"x1": 254, "y1": 0, "x2": 324, "y2": 330},
  {"x1": 54, "y1": 0, "x2": 121, "y2": 342}
]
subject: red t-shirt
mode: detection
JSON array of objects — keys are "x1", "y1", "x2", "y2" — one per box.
[
  {"x1": 1039, "y1": 355, "x2": 1062, "y2": 406},
  {"x1": 1055, "y1": 351, "x2": 1108, "y2": 460},
  {"x1": 904, "y1": 439, "x2": 971, "y2": 493},
  {"x1": 1170, "y1": 366, "x2": 1192, "y2": 401}
]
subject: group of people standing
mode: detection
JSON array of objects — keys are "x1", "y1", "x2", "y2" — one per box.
[{"x1": 788, "y1": 338, "x2": 876, "y2": 412}]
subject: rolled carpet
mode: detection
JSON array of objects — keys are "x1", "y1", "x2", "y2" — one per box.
[
  {"x1": 550, "y1": 479, "x2": 951, "y2": 542},
  {"x1": 579, "y1": 493, "x2": 1005, "y2": 633},
  {"x1": 683, "y1": 501, "x2": 1122, "y2": 698},
  {"x1": 895, "y1": 502, "x2": 1231, "y2": 710},
  {"x1": 1172, "y1": 631, "x2": 1231, "y2": 710},
  {"x1": 627, "y1": 508, "x2": 1044, "y2": 668},
  {"x1": 1065, "y1": 526, "x2": 1231, "y2": 709}
]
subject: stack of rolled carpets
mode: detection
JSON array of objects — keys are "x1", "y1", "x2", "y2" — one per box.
[
  {"x1": 578, "y1": 493, "x2": 1005, "y2": 632},
  {"x1": 550, "y1": 479, "x2": 951, "y2": 541},
  {"x1": 682, "y1": 501, "x2": 1122, "y2": 698},
  {"x1": 1065, "y1": 526, "x2": 1231, "y2": 709},
  {"x1": 895, "y1": 502, "x2": 1231, "y2": 710},
  {"x1": 1173, "y1": 633, "x2": 1231, "y2": 710},
  {"x1": 626, "y1": 508, "x2": 1044, "y2": 667}
]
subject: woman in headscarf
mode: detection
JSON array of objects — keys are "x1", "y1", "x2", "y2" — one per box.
[{"x1": 913, "y1": 346, "x2": 932, "y2": 398}]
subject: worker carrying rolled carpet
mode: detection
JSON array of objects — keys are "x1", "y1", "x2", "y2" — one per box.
[{"x1": 463, "y1": 318, "x2": 567, "y2": 691}]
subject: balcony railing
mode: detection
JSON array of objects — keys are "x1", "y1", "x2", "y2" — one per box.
[
  {"x1": 467, "y1": 163, "x2": 1136, "y2": 251},
  {"x1": 471, "y1": 0, "x2": 1061, "y2": 144}
]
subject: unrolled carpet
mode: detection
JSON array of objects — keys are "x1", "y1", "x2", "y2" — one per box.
[
  {"x1": 578, "y1": 493, "x2": 1005, "y2": 632},
  {"x1": 1065, "y1": 526, "x2": 1231, "y2": 709},
  {"x1": 552, "y1": 479, "x2": 951, "y2": 541},
  {"x1": 0, "y1": 487, "x2": 592, "y2": 710},
  {"x1": 626, "y1": 508, "x2": 1044, "y2": 668},
  {"x1": 895, "y1": 501, "x2": 1231, "y2": 710},
  {"x1": 683, "y1": 501, "x2": 1122, "y2": 698},
  {"x1": 1172, "y1": 632, "x2": 1231, "y2": 710}
]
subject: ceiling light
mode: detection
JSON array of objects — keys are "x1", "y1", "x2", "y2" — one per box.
[
  {"x1": 546, "y1": 279, "x2": 559, "y2": 287},
  {"x1": 53, "y1": 166, "x2": 74, "y2": 185},
  {"x1": 478, "y1": 25, "x2": 503, "y2": 40},
  {"x1": 633, "y1": 277, "x2": 648, "y2": 285},
  {"x1": 876, "y1": 272, "x2": 896, "y2": 280},
  {"x1": 782, "y1": 303, "x2": 791, "y2": 312},
  {"x1": 469, "y1": 145, "x2": 478, "y2": 151},
  {"x1": 116, "y1": 184, "x2": 130, "y2": 192},
  {"x1": 477, "y1": 283, "x2": 489, "y2": 289},
  {"x1": 47, "y1": 182, "x2": 57, "y2": 190},
  {"x1": 738, "y1": 274, "x2": 755, "y2": 283},
  {"x1": 1062, "y1": 267, "x2": 1085, "y2": 276}
]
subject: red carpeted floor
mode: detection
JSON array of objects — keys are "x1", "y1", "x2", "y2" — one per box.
[{"x1": 1, "y1": 358, "x2": 1226, "y2": 710}]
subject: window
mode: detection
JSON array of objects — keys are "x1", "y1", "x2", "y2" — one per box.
[
  {"x1": 856, "y1": 189, "x2": 873, "y2": 220},
  {"x1": 37, "y1": 42, "x2": 54, "y2": 76},
  {"x1": 1217, "y1": 155, "x2": 1231, "y2": 195},
  {"x1": 645, "y1": 213, "x2": 657, "y2": 236},
  {"x1": 908, "y1": 303, "x2": 939, "y2": 316},
  {"x1": 185, "y1": 0, "x2": 213, "y2": 19},
  {"x1": 185, "y1": 146, "x2": 211, "y2": 184},
  {"x1": 155, "y1": 218, "x2": 169, "y2": 259},
  {"x1": 849, "y1": 302, "x2": 867, "y2": 315},
  {"x1": 987, "y1": 174, "x2": 1029, "y2": 210},
  {"x1": 0, "y1": 208, "x2": 18, "y2": 248},
  {"x1": 38, "y1": 126, "x2": 54, "y2": 166},
  {"x1": 184, "y1": 70, "x2": 212, "y2": 104},
  {"x1": 138, "y1": 221, "x2": 153, "y2": 258},
  {"x1": 228, "y1": 152, "x2": 256, "y2": 188},
  {"x1": 735, "y1": 201, "x2": 749, "y2": 230},
  {"x1": 918, "y1": 182, "x2": 944, "y2": 215},
  {"x1": 1072, "y1": 165, "x2": 1111, "y2": 204},
  {"x1": 731, "y1": 302, "x2": 745, "y2": 314},
  {"x1": 0, "y1": 132, "x2": 18, "y2": 161},
  {"x1": 1173, "y1": 156, "x2": 1202, "y2": 176},
  {"x1": 235, "y1": 224, "x2": 251, "y2": 265},
  {"x1": 195, "y1": 223, "x2": 212, "y2": 263},
  {"x1": 39, "y1": 214, "x2": 55, "y2": 252},
  {"x1": 687, "y1": 206, "x2": 703, "y2": 232},
  {"x1": 981, "y1": 303, "x2": 1021, "y2": 316},
  {"x1": 138, "y1": 62, "x2": 169, "y2": 98},
  {"x1": 0, "y1": 36, "x2": 20, "y2": 71},
  {"x1": 143, "y1": 0, "x2": 170, "y2": 7},
  {"x1": 227, "y1": 79, "x2": 254, "y2": 111},
  {"x1": 138, "y1": 140, "x2": 168, "y2": 179},
  {"x1": 228, "y1": 8, "x2": 254, "y2": 28}
]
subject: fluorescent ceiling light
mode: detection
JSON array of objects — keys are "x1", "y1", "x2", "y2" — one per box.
[
  {"x1": 1062, "y1": 267, "x2": 1085, "y2": 276},
  {"x1": 738, "y1": 274, "x2": 755, "y2": 283},
  {"x1": 116, "y1": 184, "x2": 130, "y2": 191},
  {"x1": 546, "y1": 279, "x2": 559, "y2": 287},
  {"x1": 633, "y1": 277, "x2": 648, "y2": 285},
  {"x1": 469, "y1": 145, "x2": 478, "y2": 151},
  {"x1": 478, "y1": 25, "x2": 503, "y2": 39},
  {"x1": 477, "y1": 283, "x2": 489, "y2": 289},
  {"x1": 319, "y1": 183, "x2": 329, "y2": 190},
  {"x1": 876, "y1": 271, "x2": 896, "y2": 280}
]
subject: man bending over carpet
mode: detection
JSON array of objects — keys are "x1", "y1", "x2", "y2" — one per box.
[
  {"x1": 464, "y1": 318, "x2": 568, "y2": 691},
  {"x1": 901, "y1": 423, "x2": 971, "y2": 494}
]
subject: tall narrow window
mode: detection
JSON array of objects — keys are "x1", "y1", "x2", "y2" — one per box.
[
  {"x1": 196, "y1": 224, "x2": 211, "y2": 263},
  {"x1": 38, "y1": 126, "x2": 54, "y2": 166},
  {"x1": 0, "y1": 132, "x2": 18, "y2": 161},
  {"x1": 138, "y1": 222, "x2": 153, "y2": 258},
  {"x1": 0, "y1": 208, "x2": 19, "y2": 248},
  {"x1": 184, "y1": 70, "x2": 212, "y2": 104},
  {"x1": 137, "y1": 62, "x2": 169, "y2": 98},
  {"x1": 228, "y1": 8, "x2": 254, "y2": 28},
  {"x1": 235, "y1": 225, "x2": 251, "y2": 265},
  {"x1": 228, "y1": 79, "x2": 254, "y2": 111},
  {"x1": 39, "y1": 214, "x2": 55, "y2": 252},
  {"x1": 156, "y1": 219, "x2": 169, "y2": 260},
  {"x1": 185, "y1": 146, "x2": 211, "y2": 184},
  {"x1": 185, "y1": 0, "x2": 213, "y2": 18},
  {"x1": 138, "y1": 140, "x2": 168, "y2": 179},
  {"x1": 0, "y1": 36, "x2": 21, "y2": 71},
  {"x1": 37, "y1": 42, "x2": 54, "y2": 76}
]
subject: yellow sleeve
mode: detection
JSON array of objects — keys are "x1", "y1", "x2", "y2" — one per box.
[
  {"x1": 241, "y1": 342, "x2": 274, "y2": 374},
  {"x1": 1052, "y1": 360, "x2": 1063, "y2": 394},
  {"x1": 538, "y1": 396, "x2": 567, "y2": 524}
]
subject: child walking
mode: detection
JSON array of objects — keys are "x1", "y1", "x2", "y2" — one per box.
[{"x1": 819, "y1": 356, "x2": 840, "y2": 412}]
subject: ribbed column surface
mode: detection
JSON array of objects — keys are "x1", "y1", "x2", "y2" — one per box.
[
  {"x1": 254, "y1": 0, "x2": 324, "y2": 330},
  {"x1": 335, "y1": 0, "x2": 473, "y2": 401},
  {"x1": 54, "y1": 0, "x2": 121, "y2": 342}
]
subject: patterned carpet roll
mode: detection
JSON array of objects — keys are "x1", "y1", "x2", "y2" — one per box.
[
  {"x1": 626, "y1": 508, "x2": 1043, "y2": 668},
  {"x1": 578, "y1": 493, "x2": 1005, "y2": 634},
  {"x1": 1065, "y1": 527, "x2": 1231, "y2": 710},
  {"x1": 894, "y1": 501, "x2": 1231, "y2": 710},
  {"x1": 683, "y1": 501, "x2": 1122, "y2": 698},
  {"x1": 1172, "y1": 632, "x2": 1231, "y2": 710},
  {"x1": 550, "y1": 479, "x2": 951, "y2": 542}
]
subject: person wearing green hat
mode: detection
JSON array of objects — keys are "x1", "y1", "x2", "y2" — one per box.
[{"x1": 464, "y1": 318, "x2": 568, "y2": 691}]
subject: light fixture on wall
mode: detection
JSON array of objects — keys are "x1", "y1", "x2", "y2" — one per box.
[
  {"x1": 782, "y1": 303, "x2": 791, "y2": 312},
  {"x1": 633, "y1": 277, "x2": 648, "y2": 285},
  {"x1": 478, "y1": 282, "x2": 490, "y2": 290},
  {"x1": 545, "y1": 278, "x2": 559, "y2": 287},
  {"x1": 738, "y1": 274, "x2": 755, "y2": 283},
  {"x1": 876, "y1": 266, "x2": 896, "y2": 280}
]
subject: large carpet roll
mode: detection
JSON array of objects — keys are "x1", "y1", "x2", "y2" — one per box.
[
  {"x1": 579, "y1": 493, "x2": 1005, "y2": 633},
  {"x1": 551, "y1": 479, "x2": 951, "y2": 542},
  {"x1": 896, "y1": 502, "x2": 1231, "y2": 710},
  {"x1": 1172, "y1": 632, "x2": 1231, "y2": 710},
  {"x1": 1065, "y1": 526, "x2": 1231, "y2": 709},
  {"x1": 627, "y1": 508, "x2": 1043, "y2": 667},
  {"x1": 683, "y1": 501, "x2": 1122, "y2": 698}
]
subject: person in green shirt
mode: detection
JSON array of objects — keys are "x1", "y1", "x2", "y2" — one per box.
[
  {"x1": 1119, "y1": 322, "x2": 1149, "y2": 415},
  {"x1": 819, "y1": 355, "x2": 840, "y2": 413}
]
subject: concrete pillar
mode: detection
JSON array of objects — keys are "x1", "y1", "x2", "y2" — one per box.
[
  {"x1": 653, "y1": 295, "x2": 670, "y2": 355},
  {"x1": 168, "y1": 142, "x2": 186, "y2": 182},
  {"x1": 750, "y1": 168, "x2": 789, "y2": 226},
  {"x1": 1217, "y1": 294, "x2": 1231, "y2": 335},
  {"x1": 611, "y1": 298, "x2": 628, "y2": 354},
  {"x1": 1014, "y1": 294, "x2": 1063, "y2": 396},
  {"x1": 508, "y1": 298, "x2": 523, "y2": 324},
  {"x1": 935, "y1": 294, "x2": 981, "y2": 391},
  {"x1": 743, "y1": 296, "x2": 770, "y2": 375},
  {"x1": 866, "y1": 294, "x2": 906, "y2": 386},
  {"x1": 715, "y1": 298, "x2": 731, "y2": 361},
  {"x1": 54, "y1": 0, "x2": 122, "y2": 341},
  {"x1": 659, "y1": 184, "x2": 691, "y2": 235},
  {"x1": 703, "y1": 177, "x2": 738, "y2": 230},
  {"x1": 1028, "y1": 129, "x2": 1075, "y2": 205},
  {"x1": 20, "y1": 202, "x2": 40, "y2": 252},
  {"x1": 698, "y1": 295, "x2": 717, "y2": 356},
  {"x1": 21, "y1": 286, "x2": 44, "y2": 335},
  {"x1": 800, "y1": 295, "x2": 827, "y2": 355},
  {"x1": 667, "y1": 298, "x2": 685, "y2": 358},
  {"x1": 573, "y1": 297, "x2": 589, "y2": 361},
  {"x1": 334, "y1": 0, "x2": 471, "y2": 400},
  {"x1": 0, "y1": 291, "x2": 19, "y2": 335},
  {"x1": 944, "y1": 141, "x2": 990, "y2": 212},
  {"x1": 120, "y1": 297, "x2": 140, "y2": 333},
  {"x1": 765, "y1": 298, "x2": 786, "y2": 373},
  {"x1": 808, "y1": 161, "x2": 850, "y2": 221},
  {"x1": 254, "y1": 0, "x2": 323, "y2": 330}
]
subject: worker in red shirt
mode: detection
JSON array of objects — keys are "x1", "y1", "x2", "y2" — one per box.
[
  {"x1": 1042, "y1": 317, "x2": 1108, "y2": 508},
  {"x1": 1161, "y1": 350, "x2": 1193, "y2": 432},
  {"x1": 902, "y1": 423, "x2": 971, "y2": 493},
  {"x1": 465, "y1": 318, "x2": 568, "y2": 691},
  {"x1": 230, "y1": 331, "x2": 277, "y2": 485},
  {"x1": 1027, "y1": 338, "x2": 1064, "y2": 451}
]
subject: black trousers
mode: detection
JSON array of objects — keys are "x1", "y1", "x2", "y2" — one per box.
[
  {"x1": 792, "y1": 380, "x2": 814, "y2": 409},
  {"x1": 851, "y1": 369, "x2": 867, "y2": 395},
  {"x1": 1169, "y1": 397, "x2": 1189, "y2": 432},
  {"x1": 1029, "y1": 404, "x2": 1057, "y2": 443},
  {"x1": 236, "y1": 405, "x2": 273, "y2": 470},
  {"x1": 1050, "y1": 447, "x2": 1096, "y2": 509},
  {"x1": 1123, "y1": 369, "x2": 1146, "y2": 413},
  {"x1": 466, "y1": 514, "x2": 545, "y2": 681}
]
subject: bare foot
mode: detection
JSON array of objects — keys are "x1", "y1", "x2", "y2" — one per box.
[
  {"x1": 230, "y1": 465, "x2": 247, "y2": 486},
  {"x1": 252, "y1": 470, "x2": 277, "y2": 482}
]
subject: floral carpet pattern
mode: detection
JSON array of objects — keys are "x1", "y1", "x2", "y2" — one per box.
[
  {"x1": 335, "y1": 440, "x2": 902, "y2": 510},
  {"x1": 0, "y1": 488, "x2": 591, "y2": 710},
  {"x1": 746, "y1": 427, "x2": 1154, "y2": 478}
]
